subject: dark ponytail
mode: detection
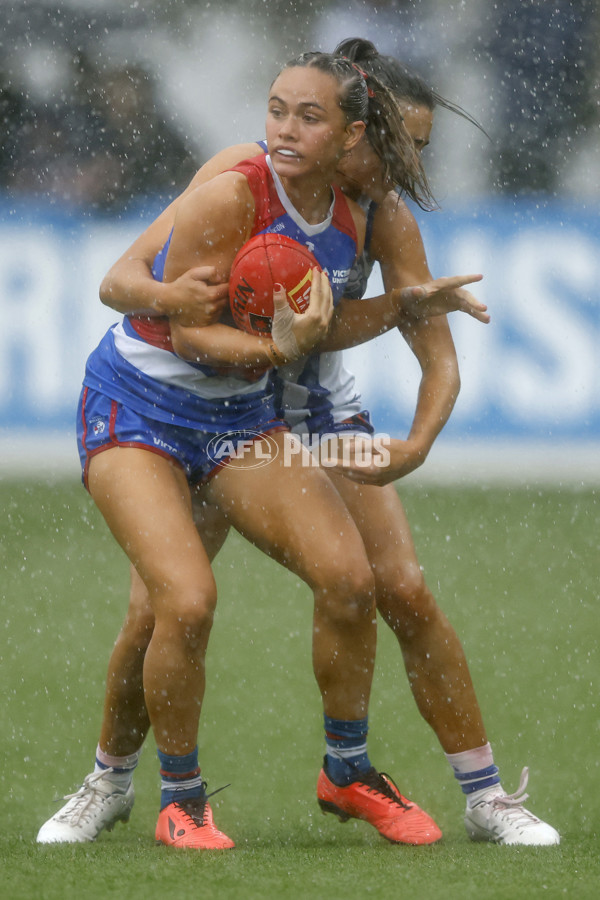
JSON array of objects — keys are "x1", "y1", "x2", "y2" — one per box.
[
  {"x1": 284, "y1": 51, "x2": 435, "y2": 210},
  {"x1": 361, "y1": 69, "x2": 435, "y2": 210},
  {"x1": 335, "y1": 37, "x2": 489, "y2": 142}
]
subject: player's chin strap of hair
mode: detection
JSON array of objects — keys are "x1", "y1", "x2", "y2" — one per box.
[{"x1": 342, "y1": 57, "x2": 376, "y2": 98}]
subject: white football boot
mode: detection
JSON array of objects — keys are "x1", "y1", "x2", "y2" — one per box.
[
  {"x1": 464, "y1": 767, "x2": 560, "y2": 846},
  {"x1": 37, "y1": 768, "x2": 134, "y2": 843}
]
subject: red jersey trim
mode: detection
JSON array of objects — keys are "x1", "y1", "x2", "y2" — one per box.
[
  {"x1": 229, "y1": 154, "x2": 357, "y2": 246},
  {"x1": 331, "y1": 184, "x2": 358, "y2": 244},
  {"x1": 230, "y1": 154, "x2": 282, "y2": 236},
  {"x1": 128, "y1": 316, "x2": 174, "y2": 352}
]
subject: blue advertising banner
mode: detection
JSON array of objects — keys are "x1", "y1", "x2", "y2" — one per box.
[
  {"x1": 0, "y1": 198, "x2": 598, "y2": 480},
  {"x1": 346, "y1": 201, "x2": 600, "y2": 440}
]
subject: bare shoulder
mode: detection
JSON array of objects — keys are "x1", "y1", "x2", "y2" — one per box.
[
  {"x1": 167, "y1": 170, "x2": 255, "y2": 272},
  {"x1": 165, "y1": 169, "x2": 256, "y2": 281},
  {"x1": 178, "y1": 170, "x2": 254, "y2": 224},
  {"x1": 184, "y1": 143, "x2": 264, "y2": 194},
  {"x1": 371, "y1": 191, "x2": 426, "y2": 266},
  {"x1": 375, "y1": 191, "x2": 420, "y2": 232}
]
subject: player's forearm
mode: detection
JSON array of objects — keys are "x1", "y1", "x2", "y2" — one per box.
[
  {"x1": 171, "y1": 322, "x2": 278, "y2": 368},
  {"x1": 405, "y1": 358, "x2": 460, "y2": 454},
  {"x1": 100, "y1": 258, "x2": 173, "y2": 317},
  {"x1": 320, "y1": 292, "x2": 403, "y2": 351}
]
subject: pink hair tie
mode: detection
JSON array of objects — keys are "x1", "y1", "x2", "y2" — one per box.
[{"x1": 342, "y1": 57, "x2": 376, "y2": 98}]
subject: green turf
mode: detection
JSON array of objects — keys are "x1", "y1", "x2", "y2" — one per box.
[{"x1": 1, "y1": 477, "x2": 598, "y2": 899}]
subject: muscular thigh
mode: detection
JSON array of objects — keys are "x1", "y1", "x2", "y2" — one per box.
[
  {"x1": 202, "y1": 433, "x2": 371, "y2": 589},
  {"x1": 190, "y1": 488, "x2": 231, "y2": 562},
  {"x1": 88, "y1": 446, "x2": 214, "y2": 597}
]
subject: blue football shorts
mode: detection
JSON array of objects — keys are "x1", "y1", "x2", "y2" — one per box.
[
  {"x1": 328, "y1": 410, "x2": 375, "y2": 437},
  {"x1": 76, "y1": 386, "x2": 288, "y2": 488}
]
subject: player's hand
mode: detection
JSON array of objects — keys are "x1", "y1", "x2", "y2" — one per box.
[
  {"x1": 168, "y1": 266, "x2": 229, "y2": 326},
  {"x1": 271, "y1": 269, "x2": 333, "y2": 361},
  {"x1": 323, "y1": 437, "x2": 427, "y2": 485},
  {"x1": 398, "y1": 274, "x2": 490, "y2": 324}
]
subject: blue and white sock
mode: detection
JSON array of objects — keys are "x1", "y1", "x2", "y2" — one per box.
[
  {"x1": 157, "y1": 747, "x2": 206, "y2": 810},
  {"x1": 324, "y1": 715, "x2": 371, "y2": 786},
  {"x1": 445, "y1": 742, "x2": 501, "y2": 806},
  {"x1": 94, "y1": 744, "x2": 142, "y2": 791}
]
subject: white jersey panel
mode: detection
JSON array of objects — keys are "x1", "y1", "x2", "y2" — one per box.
[
  {"x1": 112, "y1": 321, "x2": 268, "y2": 400},
  {"x1": 278, "y1": 350, "x2": 362, "y2": 432}
]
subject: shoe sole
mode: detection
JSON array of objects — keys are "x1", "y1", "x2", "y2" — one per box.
[
  {"x1": 318, "y1": 797, "x2": 442, "y2": 845},
  {"x1": 105, "y1": 808, "x2": 133, "y2": 833},
  {"x1": 318, "y1": 798, "x2": 351, "y2": 823},
  {"x1": 465, "y1": 820, "x2": 560, "y2": 846},
  {"x1": 155, "y1": 840, "x2": 235, "y2": 849}
]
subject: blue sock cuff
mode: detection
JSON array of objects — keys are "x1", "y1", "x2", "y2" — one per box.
[
  {"x1": 95, "y1": 759, "x2": 131, "y2": 775},
  {"x1": 454, "y1": 764, "x2": 499, "y2": 783},
  {"x1": 324, "y1": 715, "x2": 369, "y2": 740},
  {"x1": 158, "y1": 747, "x2": 205, "y2": 810},
  {"x1": 157, "y1": 747, "x2": 199, "y2": 777},
  {"x1": 455, "y1": 764, "x2": 501, "y2": 795}
]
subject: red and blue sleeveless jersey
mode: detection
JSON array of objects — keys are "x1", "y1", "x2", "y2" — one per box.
[
  {"x1": 229, "y1": 154, "x2": 358, "y2": 302},
  {"x1": 81, "y1": 154, "x2": 359, "y2": 432},
  {"x1": 150, "y1": 153, "x2": 358, "y2": 302}
]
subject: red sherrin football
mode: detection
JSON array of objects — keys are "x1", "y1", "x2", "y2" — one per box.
[{"x1": 229, "y1": 233, "x2": 322, "y2": 336}]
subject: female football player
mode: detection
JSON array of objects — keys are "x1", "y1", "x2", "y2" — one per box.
[
  {"x1": 38, "y1": 51, "x2": 465, "y2": 851},
  {"x1": 37, "y1": 42, "x2": 559, "y2": 848}
]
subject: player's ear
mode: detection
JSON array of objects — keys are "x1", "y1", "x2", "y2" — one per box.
[{"x1": 343, "y1": 121, "x2": 366, "y2": 154}]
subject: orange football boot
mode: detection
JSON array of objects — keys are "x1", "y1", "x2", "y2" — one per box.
[
  {"x1": 317, "y1": 761, "x2": 442, "y2": 845},
  {"x1": 155, "y1": 796, "x2": 235, "y2": 850}
]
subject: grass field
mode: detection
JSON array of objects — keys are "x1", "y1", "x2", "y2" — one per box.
[{"x1": 1, "y1": 477, "x2": 598, "y2": 899}]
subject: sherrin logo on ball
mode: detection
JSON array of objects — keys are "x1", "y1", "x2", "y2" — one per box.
[{"x1": 229, "y1": 233, "x2": 322, "y2": 336}]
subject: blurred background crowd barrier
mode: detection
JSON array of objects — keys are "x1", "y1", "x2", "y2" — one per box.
[{"x1": 1, "y1": 0, "x2": 599, "y2": 483}]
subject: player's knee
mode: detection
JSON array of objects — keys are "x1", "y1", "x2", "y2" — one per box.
[
  {"x1": 316, "y1": 564, "x2": 376, "y2": 627},
  {"x1": 154, "y1": 581, "x2": 217, "y2": 645},
  {"x1": 116, "y1": 614, "x2": 154, "y2": 659},
  {"x1": 377, "y1": 566, "x2": 439, "y2": 635},
  {"x1": 122, "y1": 604, "x2": 155, "y2": 650}
]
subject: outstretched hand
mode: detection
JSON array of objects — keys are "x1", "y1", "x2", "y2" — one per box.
[
  {"x1": 399, "y1": 274, "x2": 490, "y2": 324},
  {"x1": 271, "y1": 269, "x2": 334, "y2": 362}
]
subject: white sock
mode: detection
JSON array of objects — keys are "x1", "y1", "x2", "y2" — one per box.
[
  {"x1": 94, "y1": 744, "x2": 142, "y2": 790},
  {"x1": 445, "y1": 742, "x2": 501, "y2": 806}
]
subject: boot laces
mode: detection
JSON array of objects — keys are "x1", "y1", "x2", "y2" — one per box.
[
  {"x1": 491, "y1": 767, "x2": 530, "y2": 809},
  {"x1": 177, "y1": 783, "x2": 230, "y2": 827},
  {"x1": 360, "y1": 769, "x2": 411, "y2": 810},
  {"x1": 56, "y1": 768, "x2": 116, "y2": 826},
  {"x1": 485, "y1": 767, "x2": 543, "y2": 826}
]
